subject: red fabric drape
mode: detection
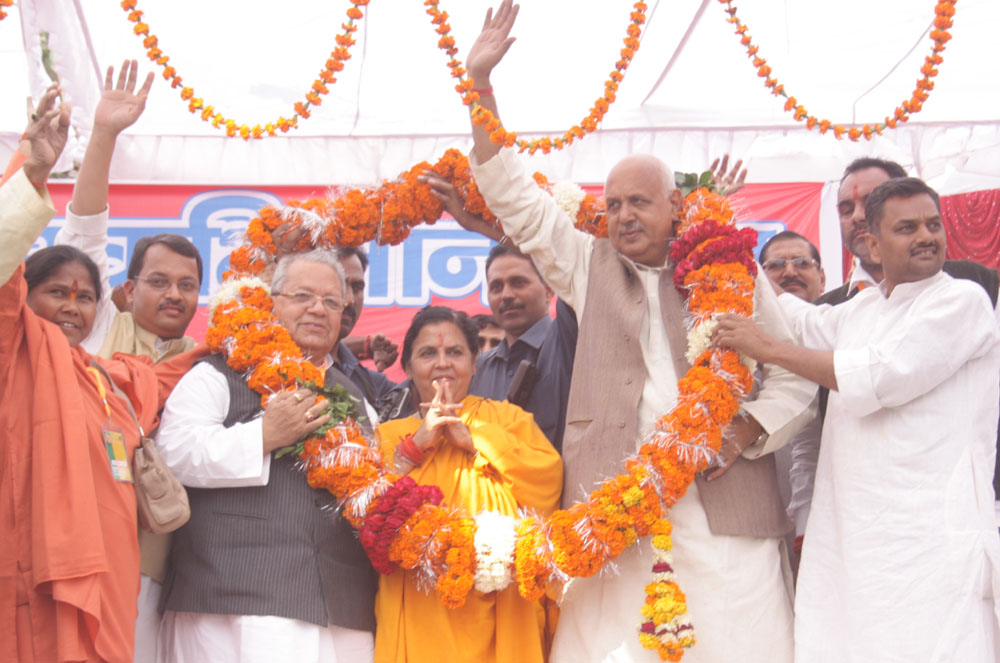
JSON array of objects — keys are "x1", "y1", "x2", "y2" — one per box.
[{"x1": 942, "y1": 189, "x2": 1000, "y2": 269}]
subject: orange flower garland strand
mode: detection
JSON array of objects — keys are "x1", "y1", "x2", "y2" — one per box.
[
  {"x1": 720, "y1": 0, "x2": 956, "y2": 140},
  {"x1": 0, "y1": 0, "x2": 13, "y2": 20},
  {"x1": 120, "y1": 0, "x2": 369, "y2": 139},
  {"x1": 224, "y1": 148, "x2": 605, "y2": 282},
  {"x1": 211, "y1": 163, "x2": 753, "y2": 659},
  {"x1": 426, "y1": 0, "x2": 649, "y2": 154}
]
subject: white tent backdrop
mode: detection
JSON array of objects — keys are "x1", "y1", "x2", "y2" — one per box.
[{"x1": 1, "y1": 0, "x2": 998, "y2": 189}]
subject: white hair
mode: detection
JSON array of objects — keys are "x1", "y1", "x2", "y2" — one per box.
[{"x1": 271, "y1": 249, "x2": 346, "y2": 296}]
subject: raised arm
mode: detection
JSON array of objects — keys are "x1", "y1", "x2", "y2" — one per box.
[
  {"x1": 467, "y1": 0, "x2": 518, "y2": 165},
  {"x1": 70, "y1": 60, "x2": 154, "y2": 216},
  {"x1": 0, "y1": 85, "x2": 70, "y2": 284}
]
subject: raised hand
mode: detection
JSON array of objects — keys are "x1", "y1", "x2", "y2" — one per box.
[
  {"x1": 369, "y1": 334, "x2": 399, "y2": 372},
  {"x1": 467, "y1": 0, "x2": 520, "y2": 85},
  {"x1": 710, "y1": 154, "x2": 748, "y2": 196},
  {"x1": 22, "y1": 84, "x2": 72, "y2": 187},
  {"x1": 94, "y1": 59, "x2": 154, "y2": 136}
]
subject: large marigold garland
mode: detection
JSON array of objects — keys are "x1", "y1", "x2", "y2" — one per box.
[
  {"x1": 208, "y1": 154, "x2": 756, "y2": 660},
  {"x1": 720, "y1": 0, "x2": 956, "y2": 140},
  {"x1": 427, "y1": 0, "x2": 649, "y2": 154},
  {"x1": 120, "y1": 0, "x2": 369, "y2": 139}
]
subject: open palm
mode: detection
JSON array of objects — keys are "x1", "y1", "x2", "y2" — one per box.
[
  {"x1": 95, "y1": 59, "x2": 154, "y2": 134},
  {"x1": 467, "y1": 0, "x2": 519, "y2": 82}
]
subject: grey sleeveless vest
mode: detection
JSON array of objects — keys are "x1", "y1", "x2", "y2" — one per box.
[
  {"x1": 160, "y1": 353, "x2": 377, "y2": 631},
  {"x1": 562, "y1": 240, "x2": 791, "y2": 537}
]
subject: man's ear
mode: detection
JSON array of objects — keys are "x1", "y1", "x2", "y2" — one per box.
[
  {"x1": 818, "y1": 267, "x2": 827, "y2": 292},
  {"x1": 864, "y1": 233, "x2": 882, "y2": 266},
  {"x1": 669, "y1": 187, "x2": 684, "y2": 208},
  {"x1": 121, "y1": 279, "x2": 137, "y2": 309}
]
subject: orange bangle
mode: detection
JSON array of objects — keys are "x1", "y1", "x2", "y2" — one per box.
[
  {"x1": 472, "y1": 87, "x2": 493, "y2": 95},
  {"x1": 398, "y1": 433, "x2": 428, "y2": 465}
]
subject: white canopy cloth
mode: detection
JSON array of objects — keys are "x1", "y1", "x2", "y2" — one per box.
[{"x1": 1, "y1": 0, "x2": 998, "y2": 189}]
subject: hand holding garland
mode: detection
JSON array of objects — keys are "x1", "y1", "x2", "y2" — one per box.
[
  {"x1": 261, "y1": 387, "x2": 331, "y2": 455},
  {"x1": 418, "y1": 171, "x2": 504, "y2": 243},
  {"x1": 714, "y1": 313, "x2": 838, "y2": 391},
  {"x1": 703, "y1": 413, "x2": 763, "y2": 481}
]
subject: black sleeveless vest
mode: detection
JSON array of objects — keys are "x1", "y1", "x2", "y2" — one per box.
[{"x1": 160, "y1": 353, "x2": 377, "y2": 631}]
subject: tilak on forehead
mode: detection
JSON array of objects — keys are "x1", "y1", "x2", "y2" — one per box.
[{"x1": 438, "y1": 331, "x2": 444, "y2": 347}]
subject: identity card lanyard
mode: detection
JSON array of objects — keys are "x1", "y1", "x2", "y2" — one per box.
[{"x1": 85, "y1": 366, "x2": 134, "y2": 483}]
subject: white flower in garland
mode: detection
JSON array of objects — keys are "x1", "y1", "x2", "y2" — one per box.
[
  {"x1": 209, "y1": 276, "x2": 269, "y2": 315},
  {"x1": 473, "y1": 511, "x2": 517, "y2": 593},
  {"x1": 685, "y1": 318, "x2": 717, "y2": 365},
  {"x1": 551, "y1": 181, "x2": 586, "y2": 220},
  {"x1": 685, "y1": 316, "x2": 758, "y2": 373}
]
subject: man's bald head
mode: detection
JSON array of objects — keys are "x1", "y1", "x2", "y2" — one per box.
[{"x1": 604, "y1": 154, "x2": 683, "y2": 267}]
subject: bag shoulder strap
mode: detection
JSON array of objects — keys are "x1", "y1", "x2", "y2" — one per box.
[{"x1": 88, "y1": 359, "x2": 143, "y2": 437}]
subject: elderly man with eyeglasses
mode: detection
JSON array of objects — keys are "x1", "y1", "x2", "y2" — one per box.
[{"x1": 154, "y1": 249, "x2": 378, "y2": 663}]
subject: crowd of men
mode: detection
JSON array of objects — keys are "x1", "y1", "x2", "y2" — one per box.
[{"x1": 5, "y1": 5, "x2": 1000, "y2": 661}]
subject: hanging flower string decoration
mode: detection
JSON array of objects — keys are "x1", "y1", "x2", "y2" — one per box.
[
  {"x1": 119, "y1": 0, "x2": 369, "y2": 139},
  {"x1": 720, "y1": 0, "x2": 956, "y2": 140},
  {"x1": 207, "y1": 152, "x2": 756, "y2": 661},
  {"x1": 426, "y1": 0, "x2": 649, "y2": 154},
  {"x1": 0, "y1": 0, "x2": 13, "y2": 21}
]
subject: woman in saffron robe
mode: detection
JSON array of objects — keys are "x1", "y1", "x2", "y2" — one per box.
[
  {"x1": 0, "y1": 87, "x2": 204, "y2": 663},
  {"x1": 373, "y1": 307, "x2": 563, "y2": 663}
]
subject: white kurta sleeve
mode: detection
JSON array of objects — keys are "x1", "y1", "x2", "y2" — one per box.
[
  {"x1": 742, "y1": 268, "x2": 819, "y2": 456},
  {"x1": 157, "y1": 361, "x2": 272, "y2": 488},
  {"x1": 835, "y1": 282, "x2": 1000, "y2": 417},
  {"x1": 470, "y1": 148, "x2": 593, "y2": 314},
  {"x1": 56, "y1": 205, "x2": 115, "y2": 353},
  {"x1": 777, "y1": 291, "x2": 841, "y2": 352}
]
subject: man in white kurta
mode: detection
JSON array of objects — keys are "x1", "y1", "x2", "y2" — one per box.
[
  {"x1": 464, "y1": 6, "x2": 815, "y2": 661},
  {"x1": 717, "y1": 177, "x2": 1000, "y2": 662}
]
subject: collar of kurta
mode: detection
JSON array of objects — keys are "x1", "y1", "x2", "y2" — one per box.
[{"x1": 879, "y1": 269, "x2": 949, "y2": 300}]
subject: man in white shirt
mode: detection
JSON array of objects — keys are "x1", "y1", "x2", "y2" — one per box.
[
  {"x1": 716, "y1": 176, "x2": 1000, "y2": 662},
  {"x1": 788, "y1": 158, "x2": 1000, "y2": 555},
  {"x1": 54, "y1": 61, "x2": 202, "y2": 363},
  {"x1": 463, "y1": 4, "x2": 816, "y2": 661},
  {"x1": 155, "y1": 250, "x2": 376, "y2": 663}
]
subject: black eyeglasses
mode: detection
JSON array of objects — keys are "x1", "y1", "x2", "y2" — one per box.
[{"x1": 762, "y1": 257, "x2": 818, "y2": 272}]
